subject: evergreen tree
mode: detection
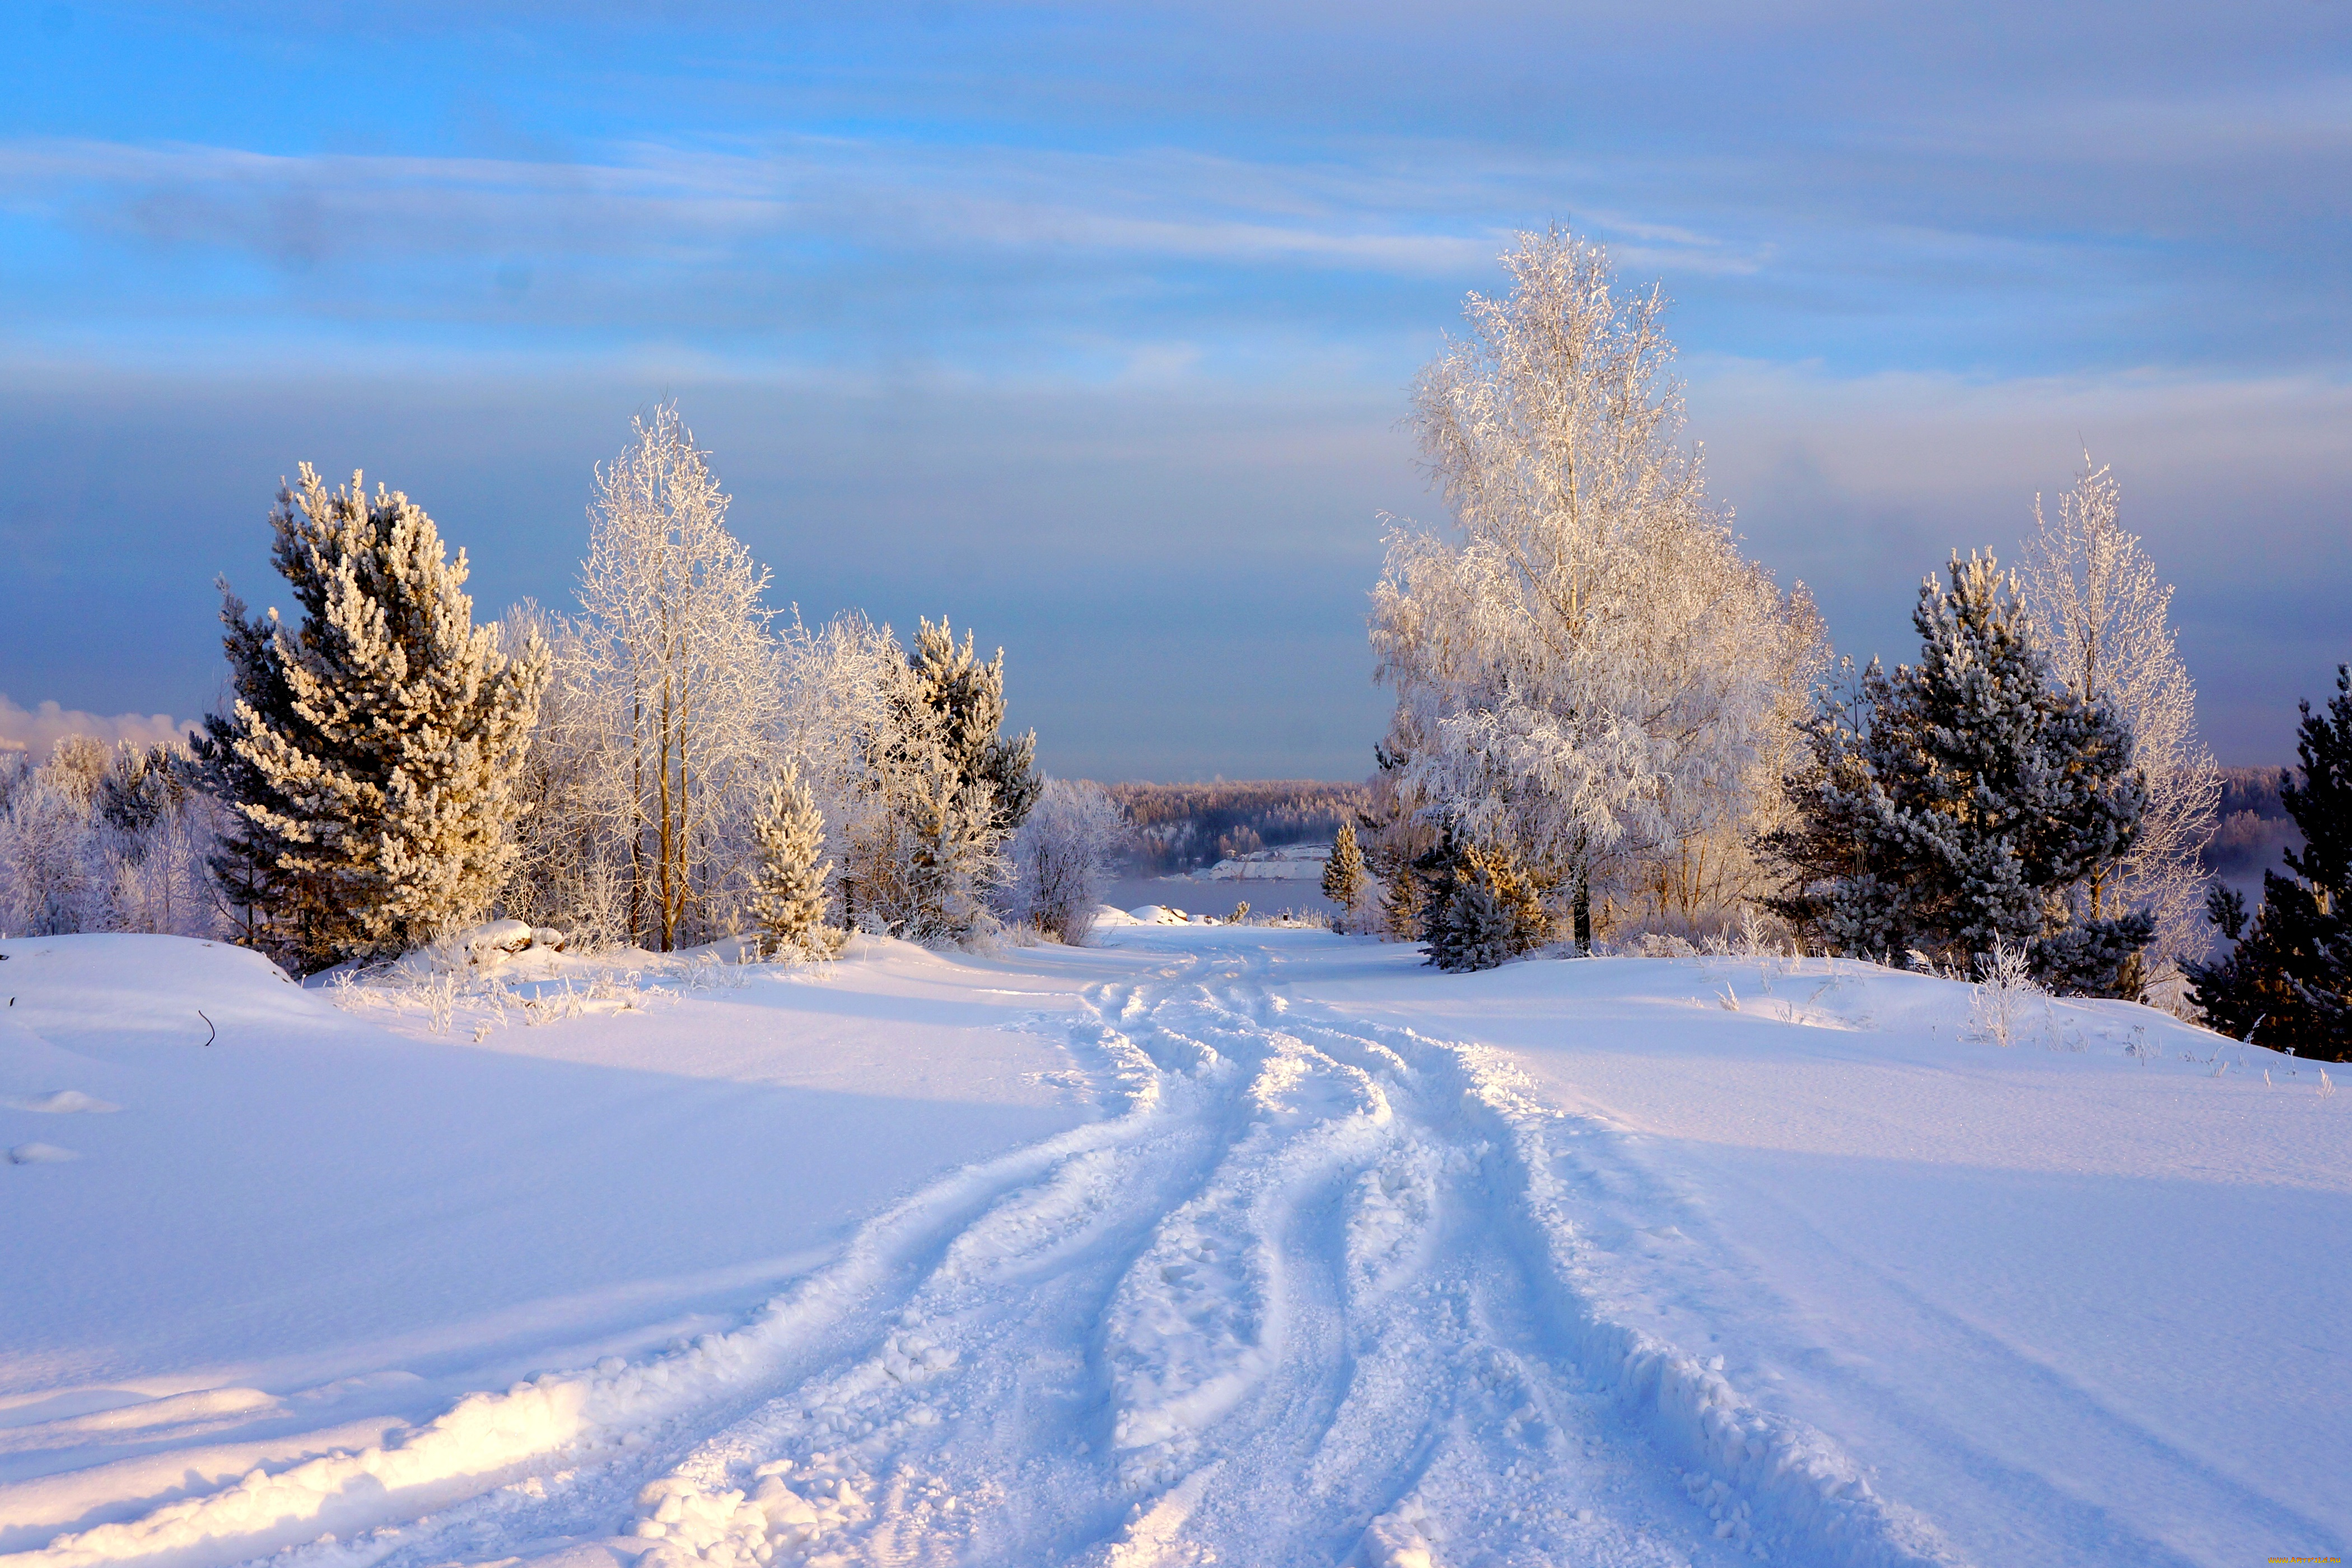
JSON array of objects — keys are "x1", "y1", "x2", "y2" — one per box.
[
  {"x1": 1765, "y1": 553, "x2": 2150, "y2": 992},
  {"x1": 906, "y1": 618, "x2": 1040, "y2": 838},
  {"x1": 1322, "y1": 819, "x2": 1367, "y2": 919},
  {"x1": 194, "y1": 466, "x2": 548, "y2": 968},
  {"x1": 2188, "y1": 665, "x2": 2352, "y2": 1057},
  {"x1": 1419, "y1": 830, "x2": 1549, "y2": 972},
  {"x1": 749, "y1": 760, "x2": 842, "y2": 960},
  {"x1": 845, "y1": 618, "x2": 1039, "y2": 944}
]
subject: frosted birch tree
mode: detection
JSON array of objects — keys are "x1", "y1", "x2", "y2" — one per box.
[
  {"x1": 1004, "y1": 776, "x2": 1125, "y2": 944},
  {"x1": 572, "y1": 405, "x2": 780, "y2": 950},
  {"x1": 1371, "y1": 227, "x2": 1819, "y2": 951},
  {"x1": 2021, "y1": 458, "x2": 2221, "y2": 1003}
]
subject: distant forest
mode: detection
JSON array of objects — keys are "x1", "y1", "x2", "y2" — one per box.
[
  {"x1": 2205, "y1": 766, "x2": 2304, "y2": 883},
  {"x1": 1096, "y1": 769, "x2": 2302, "y2": 885},
  {"x1": 1100, "y1": 780, "x2": 1371, "y2": 875}
]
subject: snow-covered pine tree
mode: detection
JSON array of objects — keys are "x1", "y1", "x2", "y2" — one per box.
[
  {"x1": 1777, "y1": 553, "x2": 2151, "y2": 992},
  {"x1": 2187, "y1": 665, "x2": 2351, "y2": 1057},
  {"x1": 749, "y1": 759, "x2": 842, "y2": 960},
  {"x1": 845, "y1": 618, "x2": 1038, "y2": 944},
  {"x1": 1420, "y1": 833, "x2": 1548, "y2": 972},
  {"x1": 197, "y1": 466, "x2": 549, "y2": 967},
  {"x1": 1323, "y1": 819, "x2": 1366, "y2": 921}
]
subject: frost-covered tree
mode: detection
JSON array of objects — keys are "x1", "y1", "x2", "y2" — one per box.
[
  {"x1": 844, "y1": 618, "x2": 1038, "y2": 944},
  {"x1": 0, "y1": 753, "x2": 99, "y2": 936},
  {"x1": 1371, "y1": 227, "x2": 1820, "y2": 954},
  {"x1": 1418, "y1": 830, "x2": 1549, "y2": 972},
  {"x1": 2022, "y1": 458, "x2": 2221, "y2": 1004},
  {"x1": 1004, "y1": 776, "x2": 1126, "y2": 945},
  {"x1": 1322, "y1": 819, "x2": 1367, "y2": 922},
  {"x1": 1768, "y1": 553, "x2": 2151, "y2": 992},
  {"x1": 194, "y1": 466, "x2": 547, "y2": 966},
  {"x1": 749, "y1": 759, "x2": 842, "y2": 960},
  {"x1": 572, "y1": 406, "x2": 779, "y2": 950},
  {"x1": 2188, "y1": 665, "x2": 2351, "y2": 1057},
  {"x1": 0, "y1": 738, "x2": 225, "y2": 939},
  {"x1": 92, "y1": 742, "x2": 224, "y2": 938}
]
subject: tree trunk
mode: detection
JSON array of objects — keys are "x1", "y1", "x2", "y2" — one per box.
[{"x1": 1573, "y1": 860, "x2": 1592, "y2": 956}]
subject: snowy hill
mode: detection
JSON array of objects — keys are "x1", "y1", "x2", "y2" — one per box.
[{"x1": 1, "y1": 930, "x2": 2343, "y2": 1568}]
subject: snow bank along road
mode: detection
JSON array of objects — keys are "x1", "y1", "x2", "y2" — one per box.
[{"x1": 3, "y1": 930, "x2": 2345, "y2": 1568}]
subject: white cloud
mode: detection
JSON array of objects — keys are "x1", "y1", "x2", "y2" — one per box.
[{"x1": 0, "y1": 694, "x2": 193, "y2": 758}]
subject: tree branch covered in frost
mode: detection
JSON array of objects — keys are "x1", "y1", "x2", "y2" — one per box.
[
  {"x1": 2021, "y1": 458, "x2": 2221, "y2": 999},
  {"x1": 1002, "y1": 777, "x2": 1126, "y2": 944},
  {"x1": 191, "y1": 465, "x2": 547, "y2": 966},
  {"x1": 0, "y1": 738, "x2": 228, "y2": 940},
  {"x1": 567, "y1": 405, "x2": 781, "y2": 950},
  {"x1": 1370, "y1": 227, "x2": 1822, "y2": 946}
]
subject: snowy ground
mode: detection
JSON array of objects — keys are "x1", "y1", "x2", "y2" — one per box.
[{"x1": 2, "y1": 928, "x2": 2345, "y2": 1568}]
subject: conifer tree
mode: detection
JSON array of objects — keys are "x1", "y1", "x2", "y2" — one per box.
[
  {"x1": 1767, "y1": 553, "x2": 2150, "y2": 991},
  {"x1": 749, "y1": 760, "x2": 842, "y2": 960},
  {"x1": 1322, "y1": 819, "x2": 1367, "y2": 920},
  {"x1": 2188, "y1": 665, "x2": 2351, "y2": 1057},
  {"x1": 844, "y1": 618, "x2": 1039, "y2": 943},
  {"x1": 195, "y1": 466, "x2": 548, "y2": 967},
  {"x1": 1419, "y1": 831, "x2": 1549, "y2": 972}
]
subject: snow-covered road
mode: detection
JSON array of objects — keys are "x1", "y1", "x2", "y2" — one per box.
[{"x1": 6, "y1": 928, "x2": 2344, "y2": 1568}]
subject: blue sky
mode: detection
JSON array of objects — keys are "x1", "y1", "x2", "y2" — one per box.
[{"x1": 2, "y1": 1, "x2": 2346, "y2": 777}]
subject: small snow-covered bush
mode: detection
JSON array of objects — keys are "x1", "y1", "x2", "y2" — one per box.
[
  {"x1": 1968, "y1": 936, "x2": 2042, "y2": 1047},
  {"x1": 1002, "y1": 777, "x2": 1125, "y2": 945}
]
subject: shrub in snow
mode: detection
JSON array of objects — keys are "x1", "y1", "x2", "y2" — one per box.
[
  {"x1": 1322, "y1": 819, "x2": 1368, "y2": 927},
  {"x1": 1003, "y1": 777, "x2": 1124, "y2": 945},
  {"x1": 2022, "y1": 458, "x2": 2220, "y2": 1007},
  {"x1": 749, "y1": 760, "x2": 843, "y2": 960},
  {"x1": 1765, "y1": 553, "x2": 2150, "y2": 996},
  {"x1": 193, "y1": 465, "x2": 548, "y2": 968},
  {"x1": 1420, "y1": 831, "x2": 1550, "y2": 973},
  {"x1": 1370, "y1": 227, "x2": 1824, "y2": 954},
  {"x1": 2189, "y1": 664, "x2": 2352, "y2": 1059},
  {"x1": 1967, "y1": 936, "x2": 2042, "y2": 1047}
]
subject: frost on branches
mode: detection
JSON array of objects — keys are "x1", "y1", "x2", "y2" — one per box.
[
  {"x1": 843, "y1": 619, "x2": 1040, "y2": 945},
  {"x1": 1370, "y1": 227, "x2": 1821, "y2": 951},
  {"x1": 1322, "y1": 819, "x2": 1367, "y2": 925},
  {"x1": 1767, "y1": 554, "x2": 2151, "y2": 994},
  {"x1": 194, "y1": 466, "x2": 548, "y2": 968},
  {"x1": 564, "y1": 406, "x2": 780, "y2": 951},
  {"x1": 1002, "y1": 777, "x2": 1126, "y2": 944},
  {"x1": 2021, "y1": 458, "x2": 2222, "y2": 1007},
  {"x1": 749, "y1": 759, "x2": 843, "y2": 960},
  {"x1": 3, "y1": 738, "x2": 226, "y2": 939}
]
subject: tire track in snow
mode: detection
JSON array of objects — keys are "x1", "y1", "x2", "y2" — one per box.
[{"x1": 8, "y1": 940, "x2": 1970, "y2": 1568}]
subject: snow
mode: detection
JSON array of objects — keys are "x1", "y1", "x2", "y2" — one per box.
[{"x1": 3, "y1": 930, "x2": 2344, "y2": 1568}]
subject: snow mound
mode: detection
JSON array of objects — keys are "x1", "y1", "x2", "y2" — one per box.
[{"x1": 1125, "y1": 905, "x2": 1192, "y2": 925}]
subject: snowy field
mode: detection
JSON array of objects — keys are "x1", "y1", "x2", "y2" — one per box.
[{"x1": 2, "y1": 928, "x2": 2345, "y2": 1568}]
